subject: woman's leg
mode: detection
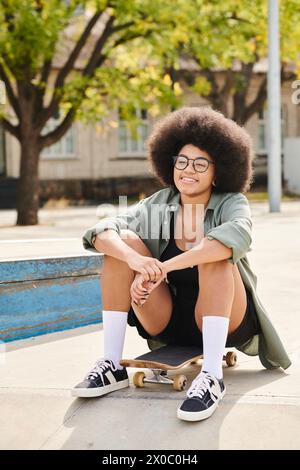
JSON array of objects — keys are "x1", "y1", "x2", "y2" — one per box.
[
  {"x1": 194, "y1": 260, "x2": 247, "y2": 334},
  {"x1": 194, "y1": 259, "x2": 247, "y2": 380},
  {"x1": 72, "y1": 229, "x2": 173, "y2": 398},
  {"x1": 177, "y1": 260, "x2": 247, "y2": 421},
  {"x1": 101, "y1": 229, "x2": 173, "y2": 337}
]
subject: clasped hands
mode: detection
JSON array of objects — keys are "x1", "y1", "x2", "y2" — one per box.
[{"x1": 126, "y1": 253, "x2": 167, "y2": 306}]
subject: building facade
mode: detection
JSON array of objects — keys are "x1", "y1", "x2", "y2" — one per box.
[{"x1": 0, "y1": 76, "x2": 299, "y2": 205}]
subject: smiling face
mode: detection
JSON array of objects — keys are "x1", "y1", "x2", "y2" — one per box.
[{"x1": 173, "y1": 144, "x2": 216, "y2": 198}]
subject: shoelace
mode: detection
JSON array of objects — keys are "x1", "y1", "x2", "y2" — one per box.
[
  {"x1": 85, "y1": 358, "x2": 117, "y2": 382},
  {"x1": 187, "y1": 372, "x2": 220, "y2": 401}
]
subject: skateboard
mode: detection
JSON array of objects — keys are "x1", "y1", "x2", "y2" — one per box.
[{"x1": 120, "y1": 345, "x2": 237, "y2": 391}]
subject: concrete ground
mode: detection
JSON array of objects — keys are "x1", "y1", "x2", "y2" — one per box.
[
  {"x1": 0, "y1": 206, "x2": 96, "y2": 260},
  {"x1": 0, "y1": 199, "x2": 300, "y2": 449}
]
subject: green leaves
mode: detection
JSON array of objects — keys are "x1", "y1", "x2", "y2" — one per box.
[
  {"x1": 0, "y1": 0, "x2": 299, "y2": 132},
  {"x1": 0, "y1": 1, "x2": 74, "y2": 77}
]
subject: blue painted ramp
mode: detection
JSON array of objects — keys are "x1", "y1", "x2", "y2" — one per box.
[{"x1": 0, "y1": 255, "x2": 103, "y2": 342}]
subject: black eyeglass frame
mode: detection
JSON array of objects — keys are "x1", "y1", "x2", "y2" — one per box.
[{"x1": 172, "y1": 155, "x2": 215, "y2": 173}]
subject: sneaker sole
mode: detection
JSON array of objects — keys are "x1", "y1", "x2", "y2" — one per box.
[
  {"x1": 177, "y1": 388, "x2": 226, "y2": 422},
  {"x1": 71, "y1": 378, "x2": 129, "y2": 398}
]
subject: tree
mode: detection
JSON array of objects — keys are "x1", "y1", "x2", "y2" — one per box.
[
  {"x1": 175, "y1": 0, "x2": 300, "y2": 125},
  {"x1": 0, "y1": 0, "x2": 184, "y2": 225},
  {"x1": 3, "y1": 1, "x2": 299, "y2": 226}
]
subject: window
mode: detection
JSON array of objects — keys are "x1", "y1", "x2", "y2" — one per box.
[
  {"x1": 41, "y1": 116, "x2": 76, "y2": 159},
  {"x1": 118, "y1": 109, "x2": 149, "y2": 157},
  {"x1": 257, "y1": 106, "x2": 286, "y2": 154}
]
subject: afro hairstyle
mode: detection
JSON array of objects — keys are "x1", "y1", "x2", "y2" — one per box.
[{"x1": 146, "y1": 106, "x2": 254, "y2": 193}]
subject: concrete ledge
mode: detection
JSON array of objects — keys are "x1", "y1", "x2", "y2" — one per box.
[{"x1": 0, "y1": 255, "x2": 103, "y2": 342}]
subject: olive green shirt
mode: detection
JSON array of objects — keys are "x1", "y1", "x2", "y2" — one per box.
[{"x1": 82, "y1": 186, "x2": 291, "y2": 370}]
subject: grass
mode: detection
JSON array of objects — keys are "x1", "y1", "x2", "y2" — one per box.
[{"x1": 246, "y1": 190, "x2": 300, "y2": 202}]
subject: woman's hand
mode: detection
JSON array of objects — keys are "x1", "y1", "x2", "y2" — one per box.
[
  {"x1": 130, "y1": 270, "x2": 167, "y2": 306},
  {"x1": 126, "y1": 252, "x2": 167, "y2": 282},
  {"x1": 130, "y1": 273, "x2": 153, "y2": 306}
]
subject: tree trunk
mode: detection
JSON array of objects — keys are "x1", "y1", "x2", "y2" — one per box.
[
  {"x1": 16, "y1": 137, "x2": 41, "y2": 225},
  {"x1": 232, "y1": 93, "x2": 246, "y2": 125}
]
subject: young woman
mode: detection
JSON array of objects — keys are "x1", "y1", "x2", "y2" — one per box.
[{"x1": 72, "y1": 107, "x2": 291, "y2": 422}]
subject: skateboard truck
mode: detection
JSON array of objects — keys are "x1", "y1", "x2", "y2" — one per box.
[{"x1": 133, "y1": 369, "x2": 188, "y2": 391}]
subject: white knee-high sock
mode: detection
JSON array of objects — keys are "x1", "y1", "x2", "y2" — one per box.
[
  {"x1": 103, "y1": 310, "x2": 128, "y2": 369},
  {"x1": 201, "y1": 316, "x2": 230, "y2": 380}
]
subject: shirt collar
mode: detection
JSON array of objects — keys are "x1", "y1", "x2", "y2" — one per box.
[{"x1": 167, "y1": 187, "x2": 223, "y2": 212}]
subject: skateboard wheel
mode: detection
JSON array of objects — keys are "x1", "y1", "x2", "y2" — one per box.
[
  {"x1": 225, "y1": 351, "x2": 237, "y2": 367},
  {"x1": 173, "y1": 374, "x2": 187, "y2": 391},
  {"x1": 133, "y1": 371, "x2": 146, "y2": 388}
]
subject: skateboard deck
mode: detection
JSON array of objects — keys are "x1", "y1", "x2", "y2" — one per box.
[{"x1": 120, "y1": 345, "x2": 237, "y2": 391}]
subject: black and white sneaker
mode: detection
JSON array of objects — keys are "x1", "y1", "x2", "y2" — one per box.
[
  {"x1": 71, "y1": 358, "x2": 129, "y2": 398},
  {"x1": 177, "y1": 370, "x2": 226, "y2": 421}
]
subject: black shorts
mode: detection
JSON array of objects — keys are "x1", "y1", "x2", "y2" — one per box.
[{"x1": 127, "y1": 285, "x2": 260, "y2": 348}]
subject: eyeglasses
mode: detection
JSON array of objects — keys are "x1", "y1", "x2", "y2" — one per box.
[{"x1": 172, "y1": 155, "x2": 215, "y2": 173}]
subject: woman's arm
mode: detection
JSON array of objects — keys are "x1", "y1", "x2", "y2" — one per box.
[
  {"x1": 163, "y1": 193, "x2": 252, "y2": 274},
  {"x1": 138, "y1": 237, "x2": 232, "y2": 304},
  {"x1": 94, "y1": 229, "x2": 137, "y2": 263},
  {"x1": 94, "y1": 229, "x2": 167, "y2": 281},
  {"x1": 163, "y1": 237, "x2": 233, "y2": 273}
]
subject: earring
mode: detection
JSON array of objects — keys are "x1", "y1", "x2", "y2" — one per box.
[{"x1": 212, "y1": 180, "x2": 216, "y2": 187}]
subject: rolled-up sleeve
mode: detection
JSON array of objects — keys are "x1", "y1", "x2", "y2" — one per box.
[
  {"x1": 206, "y1": 193, "x2": 252, "y2": 264},
  {"x1": 82, "y1": 200, "x2": 145, "y2": 253}
]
